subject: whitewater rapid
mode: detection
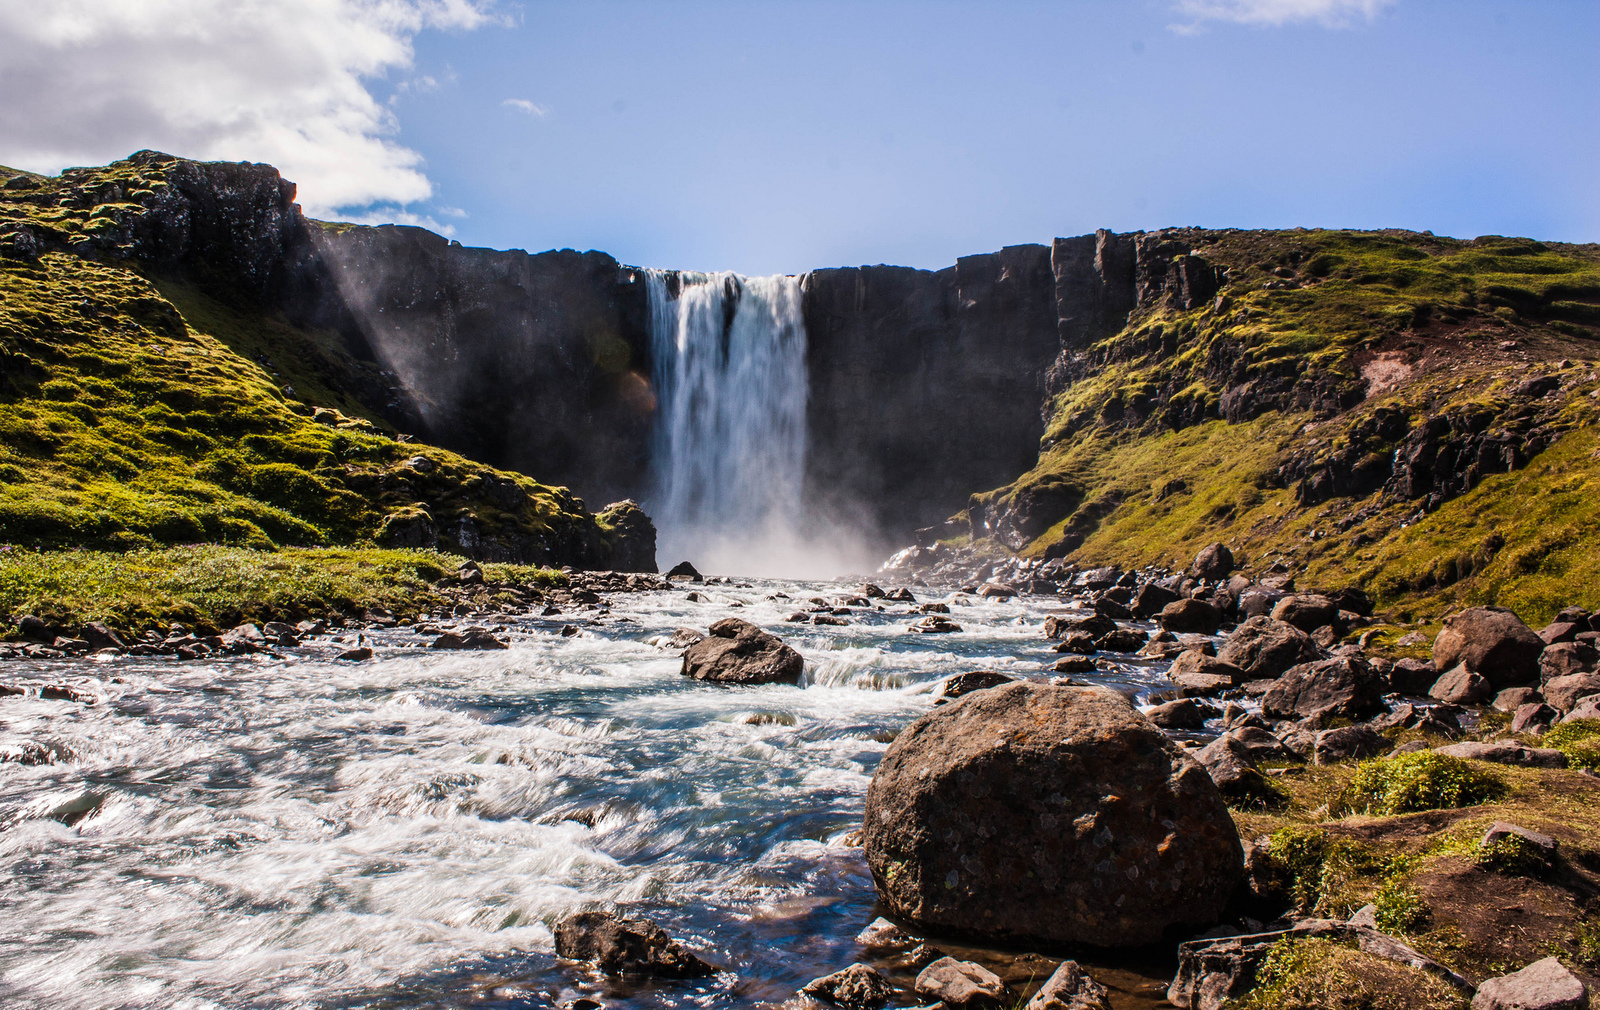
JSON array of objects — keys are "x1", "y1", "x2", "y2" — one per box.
[{"x1": 0, "y1": 582, "x2": 1185, "y2": 1009}]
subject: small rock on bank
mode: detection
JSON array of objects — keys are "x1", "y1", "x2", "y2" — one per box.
[
  {"x1": 915, "y1": 957, "x2": 1007, "y2": 1007},
  {"x1": 801, "y1": 963, "x2": 896, "y2": 1010},
  {"x1": 1471, "y1": 956, "x2": 1586, "y2": 1010},
  {"x1": 863, "y1": 682, "x2": 1242, "y2": 947}
]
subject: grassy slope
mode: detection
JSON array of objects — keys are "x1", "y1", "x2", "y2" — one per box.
[
  {"x1": 980, "y1": 229, "x2": 1600, "y2": 625},
  {"x1": 0, "y1": 157, "x2": 617, "y2": 563}
]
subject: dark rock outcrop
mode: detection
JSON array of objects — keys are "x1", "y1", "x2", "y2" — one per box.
[
  {"x1": 1261, "y1": 657, "x2": 1385, "y2": 722},
  {"x1": 863, "y1": 682, "x2": 1242, "y2": 947},
  {"x1": 553, "y1": 910, "x2": 715, "y2": 978},
  {"x1": 1217, "y1": 617, "x2": 1320, "y2": 680}
]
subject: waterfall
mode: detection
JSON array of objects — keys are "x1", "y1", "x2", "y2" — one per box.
[{"x1": 645, "y1": 270, "x2": 811, "y2": 575}]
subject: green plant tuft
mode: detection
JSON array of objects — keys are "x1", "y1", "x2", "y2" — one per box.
[
  {"x1": 1335, "y1": 752, "x2": 1506, "y2": 817},
  {"x1": 1475, "y1": 834, "x2": 1553, "y2": 878},
  {"x1": 1542, "y1": 719, "x2": 1600, "y2": 771}
]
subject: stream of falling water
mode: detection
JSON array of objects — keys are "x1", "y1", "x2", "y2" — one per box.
[
  {"x1": 644, "y1": 271, "x2": 833, "y2": 578},
  {"x1": 0, "y1": 584, "x2": 1189, "y2": 1010}
]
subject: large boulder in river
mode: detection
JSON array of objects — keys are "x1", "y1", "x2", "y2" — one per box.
[
  {"x1": 862, "y1": 682, "x2": 1242, "y2": 947},
  {"x1": 1432, "y1": 606, "x2": 1543, "y2": 689},
  {"x1": 681, "y1": 618, "x2": 804, "y2": 685},
  {"x1": 1216, "y1": 617, "x2": 1319, "y2": 680}
]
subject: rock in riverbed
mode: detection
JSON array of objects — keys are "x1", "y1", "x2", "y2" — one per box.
[
  {"x1": 801, "y1": 963, "x2": 896, "y2": 1009},
  {"x1": 863, "y1": 682, "x2": 1242, "y2": 947},
  {"x1": 1433, "y1": 606, "x2": 1544, "y2": 689},
  {"x1": 681, "y1": 618, "x2": 804, "y2": 684},
  {"x1": 553, "y1": 910, "x2": 716, "y2": 977}
]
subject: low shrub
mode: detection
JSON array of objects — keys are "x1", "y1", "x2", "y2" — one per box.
[
  {"x1": 1335, "y1": 751, "x2": 1506, "y2": 817},
  {"x1": 1234, "y1": 936, "x2": 1468, "y2": 1010},
  {"x1": 1475, "y1": 834, "x2": 1553, "y2": 878},
  {"x1": 1542, "y1": 719, "x2": 1600, "y2": 771}
]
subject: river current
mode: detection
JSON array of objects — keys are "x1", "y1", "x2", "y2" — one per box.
[{"x1": 0, "y1": 581, "x2": 1189, "y2": 1009}]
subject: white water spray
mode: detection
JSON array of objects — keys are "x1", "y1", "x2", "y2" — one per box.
[{"x1": 647, "y1": 270, "x2": 857, "y2": 577}]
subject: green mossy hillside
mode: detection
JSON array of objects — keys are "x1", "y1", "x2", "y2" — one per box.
[
  {"x1": 0, "y1": 244, "x2": 611, "y2": 564},
  {"x1": 971, "y1": 228, "x2": 1600, "y2": 625}
]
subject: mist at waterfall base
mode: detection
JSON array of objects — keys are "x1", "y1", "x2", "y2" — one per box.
[{"x1": 645, "y1": 270, "x2": 876, "y2": 580}]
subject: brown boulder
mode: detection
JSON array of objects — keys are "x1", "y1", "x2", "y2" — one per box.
[
  {"x1": 1540, "y1": 641, "x2": 1597, "y2": 682},
  {"x1": 915, "y1": 957, "x2": 1006, "y2": 1007},
  {"x1": 553, "y1": 910, "x2": 716, "y2": 977},
  {"x1": 1269, "y1": 594, "x2": 1339, "y2": 634},
  {"x1": 863, "y1": 683, "x2": 1242, "y2": 947},
  {"x1": 1429, "y1": 664, "x2": 1493, "y2": 705},
  {"x1": 1541, "y1": 672, "x2": 1600, "y2": 712},
  {"x1": 681, "y1": 618, "x2": 804, "y2": 684},
  {"x1": 1192, "y1": 543, "x2": 1235, "y2": 580},
  {"x1": 1025, "y1": 960, "x2": 1112, "y2": 1010},
  {"x1": 1216, "y1": 617, "x2": 1319, "y2": 680},
  {"x1": 1260, "y1": 657, "x2": 1385, "y2": 722},
  {"x1": 1432, "y1": 606, "x2": 1544, "y2": 689},
  {"x1": 1159, "y1": 599, "x2": 1222, "y2": 635},
  {"x1": 802, "y1": 963, "x2": 896, "y2": 1009}
]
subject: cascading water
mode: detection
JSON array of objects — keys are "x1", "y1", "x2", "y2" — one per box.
[{"x1": 645, "y1": 270, "x2": 813, "y2": 576}]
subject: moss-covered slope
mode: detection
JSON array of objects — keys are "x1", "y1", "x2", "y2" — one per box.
[
  {"x1": 968, "y1": 228, "x2": 1600, "y2": 623},
  {"x1": 0, "y1": 157, "x2": 648, "y2": 568}
]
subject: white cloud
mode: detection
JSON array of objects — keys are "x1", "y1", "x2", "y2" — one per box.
[
  {"x1": 502, "y1": 98, "x2": 548, "y2": 117},
  {"x1": 0, "y1": 0, "x2": 498, "y2": 218},
  {"x1": 1171, "y1": 0, "x2": 1394, "y2": 30}
]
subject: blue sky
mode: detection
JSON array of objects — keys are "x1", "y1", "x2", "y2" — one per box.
[{"x1": 2, "y1": 0, "x2": 1595, "y2": 275}]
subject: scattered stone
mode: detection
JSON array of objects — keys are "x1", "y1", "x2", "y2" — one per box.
[
  {"x1": 886, "y1": 588, "x2": 917, "y2": 602},
  {"x1": 1192, "y1": 543, "x2": 1235, "y2": 580},
  {"x1": 1564, "y1": 697, "x2": 1600, "y2": 722},
  {"x1": 80, "y1": 622, "x2": 126, "y2": 652},
  {"x1": 1480, "y1": 822, "x2": 1559, "y2": 863},
  {"x1": 1494, "y1": 686, "x2": 1543, "y2": 712},
  {"x1": 1217, "y1": 617, "x2": 1320, "y2": 680},
  {"x1": 1054, "y1": 632, "x2": 1098, "y2": 655},
  {"x1": 802, "y1": 963, "x2": 896, "y2": 1010},
  {"x1": 1313, "y1": 726, "x2": 1393, "y2": 765},
  {"x1": 1167, "y1": 651, "x2": 1244, "y2": 696},
  {"x1": 682, "y1": 618, "x2": 804, "y2": 685},
  {"x1": 978, "y1": 583, "x2": 1017, "y2": 599},
  {"x1": 941, "y1": 671, "x2": 1015, "y2": 700},
  {"x1": 1540, "y1": 672, "x2": 1600, "y2": 712},
  {"x1": 1159, "y1": 599, "x2": 1222, "y2": 635},
  {"x1": 430, "y1": 629, "x2": 509, "y2": 651},
  {"x1": 338, "y1": 646, "x2": 374, "y2": 661},
  {"x1": 1168, "y1": 920, "x2": 1344, "y2": 1010},
  {"x1": 1230, "y1": 725, "x2": 1299, "y2": 762},
  {"x1": 1539, "y1": 621, "x2": 1583, "y2": 645},
  {"x1": 1511, "y1": 702, "x2": 1558, "y2": 735},
  {"x1": 39, "y1": 684, "x2": 95, "y2": 704},
  {"x1": 1435, "y1": 741, "x2": 1567, "y2": 768},
  {"x1": 863, "y1": 683, "x2": 1243, "y2": 946},
  {"x1": 1432, "y1": 606, "x2": 1544, "y2": 689},
  {"x1": 1053, "y1": 655, "x2": 1096, "y2": 674},
  {"x1": 1044, "y1": 613, "x2": 1116, "y2": 640},
  {"x1": 1133, "y1": 582, "x2": 1181, "y2": 618},
  {"x1": 1388, "y1": 658, "x2": 1439, "y2": 695},
  {"x1": 914, "y1": 957, "x2": 1006, "y2": 1008},
  {"x1": 855, "y1": 917, "x2": 918, "y2": 955},
  {"x1": 666, "y1": 628, "x2": 705, "y2": 649},
  {"x1": 1429, "y1": 663, "x2": 1493, "y2": 705},
  {"x1": 1470, "y1": 956, "x2": 1586, "y2": 1010},
  {"x1": 813, "y1": 614, "x2": 850, "y2": 626},
  {"x1": 917, "y1": 601, "x2": 948, "y2": 613},
  {"x1": 1194, "y1": 734, "x2": 1281, "y2": 808},
  {"x1": 862, "y1": 584, "x2": 886, "y2": 599},
  {"x1": 553, "y1": 910, "x2": 715, "y2": 977},
  {"x1": 1025, "y1": 960, "x2": 1112, "y2": 1010},
  {"x1": 908, "y1": 616, "x2": 962, "y2": 634},
  {"x1": 1260, "y1": 657, "x2": 1385, "y2": 722},
  {"x1": 1269, "y1": 594, "x2": 1339, "y2": 634},
  {"x1": 1096, "y1": 628, "x2": 1148, "y2": 653}
]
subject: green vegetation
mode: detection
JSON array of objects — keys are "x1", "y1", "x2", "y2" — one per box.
[
  {"x1": 0, "y1": 545, "x2": 564, "y2": 633},
  {"x1": 0, "y1": 154, "x2": 619, "y2": 566},
  {"x1": 1543, "y1": 719, "x2": 1600, "y2": 771},
  {"x1": 1335, "y1": 752, "x2": 1506, "y2": 817},
  {"x1": 966, "y1": 226, "x2": 1600, "y2": 625},
  {"x1": 1232, "y1": 936, "x2": 1467, "y2": 1010},
  {"x1": 1474, "y1": 833, "x2": 1552, "y2": 878}
]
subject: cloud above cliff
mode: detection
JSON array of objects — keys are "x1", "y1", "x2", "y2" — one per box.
[
  {"x1": 0, "y1": 0, "x2": 497, "y2": 218},
  {"x1": 1171, "y1": 0, "x2": 1395, "y2": 30}
]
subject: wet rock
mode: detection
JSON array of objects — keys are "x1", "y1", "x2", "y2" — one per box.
[
  {"x1": 1044, "y1": 614, "x2": 1116, "y2": 640},
  {"x1": 1092, "y1": 596, "x2": 1131, "y2": 621},
  {"x1": 1429, "y1": 664, "x2": 1493, "y2": 705},
  {"x1": 338, "y1": 646, "x2": 374, "y2": 661},
  {"x1": 813, "y1": 614, "x2": 850, "y2": 626},
  {"x1": 1167, "y1": 651, "x2": 1244, "y2": 696},
  {"x1": 1313, "y1": 726, "x2": 1393, "y2": 765},
  {"x1": 682, "y1": 618, "x2": 804, "y2": 684},
  {"x1": 1471, "y1": 956, "x2": 1586, "y2": 1010},
  {"x1": 561, "y1": 625, "x2": 580, "y2": 637},
  {"x1": 802, "y1": 963, "x2": 896, "y2": 1010},
  {"x1": 1435, "y1": 741, "x2": 1567, "y2": 768},
  {"x1": 430, "y1": 629, "x2": 509, "y2": 651},
  {"x1": 1132, "y1": 582, "x2": 1180, "y2": 618},
  {"x1": 1541, "y1": 672, "x2": 1600, "y2": 712},
  {"x1": 1146, "y1": 698, "x2": 1214, "y2": 730},
  {"x1": 220, "y1": 623, "x2": 267, "y2": 655},
  {"x1": 917, "y1": 601, "x2": 948, "y2": 613},
  {"x1": 553, "y1": 910, "x2": 716, "y2": 978},
  {"x1": 39, "y1": 684, "x2": 95, "y2": 704},
  {"x1": 666, "y1": 628, "x2": 705, "y2": 649},
  {"x1": 886, "y1": 588, "x2": 917, "y2": 602},
  {"x1": 17, "y1": 614, "x2": 54, "y2": 642},
  {"x1": 1433, "y1": 606, "x2": 1544, "y2": 689},
  {"x1": 1053, "y1": 655, "x2": 1096, "y2": 674},
  {"x1": 1159, "y1": 599, "x2": 1222, "y2": 635},
  {"x1": 1511, "y1": 702, "x2": 1558, "y2": 735},
  {"x1": 941, "y1": 671, "x2": 1015, "y2": 700},
  {"x1": 666, "y1": 561, "x2": 703, "y2": 582},
  {"x1": 0, "y1": 740, "x2": 73, "y2": 764},
  {"x1": 855, "y1": 917, "x2": 917, "y2": 955},
  {"x1": 1025, "y1": 960, "x2": 1111, "y2": 1010},
  {"x1": 1192, "y1": 543, "x2": 1234, "y2": 581},
  {"x1": 978, "y1": 583, "x2": 1017, "y2": 599},
  {"x1": 80, "y1": 622, "x2": 126, "y2": 652},
  {"x1": 863, "y1": 682, "x2": 1243, "y2": 947},
  {"x1": 1096, "y1": 628, "x2": 1148, "y2": 653},
  {"x1": 1260, "y1": 657, "x2": 1385, "y2": 722},
  {"x1": 908, "y1": 616, "x2": 963, "y2": 634},
  {"x1": 1216, "y1": 618, "x2": 1319, "y2": 680},
  {"x1": 914, "y1": 957, "x2": 1006, "y2": 1008}
]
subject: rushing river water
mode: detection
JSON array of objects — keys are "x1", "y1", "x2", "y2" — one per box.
[{"x1": 0, "y1": 581, "x2": 1195, "y2": 1010}]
